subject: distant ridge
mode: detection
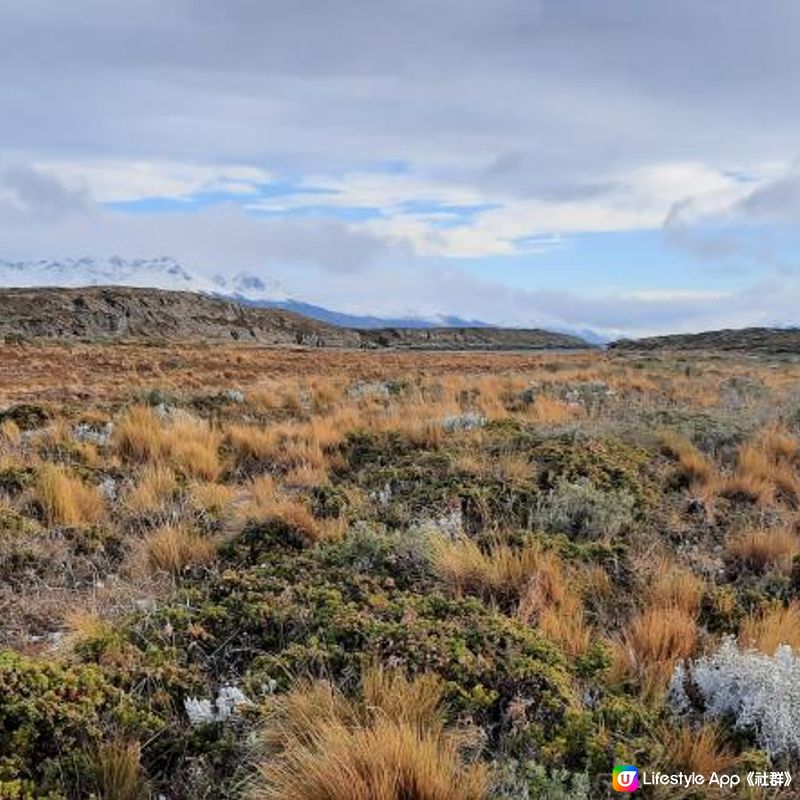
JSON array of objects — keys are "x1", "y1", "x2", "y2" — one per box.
[
  {"x1": 0, "y1": 256, "x2": 512, "y2": 331},
  {"x1": 610, "y1": 327, "x2": 800, "y2": 354},
  {"x1": 0, "y1": 286, "x2": 593, "y2": 350}
]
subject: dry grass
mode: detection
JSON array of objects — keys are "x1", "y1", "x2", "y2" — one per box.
[
  {"x1": 113, "y1": 405, "x2": 165, "y2": 462},
  {"x1": 429, "y1": 536, "x2": 545, "y2": 607},
  {"x1": 740, "y1": 602, "x2": 800, "y2": 654},
  {"x1": 493, "y1": 452, "x2": 534, "y2": 483},
  {"x1": 0, "y1": 418, "x2": 21, "y2": 446},
  {"x1": 92, "y1": 740, "x2": 145, "y2": 800},
  {"x1": 226, "y1": 421, "x2": 330, "y2": 472},
  {"x1": 125, "y1": 465, "x2": 179, "y2": 515},
  {"x1": 762, "y1": 425, "x2": 799, "y2": 462},
  {"x1": 144, "y1": 524, "x2": 218, "y2": 574},
  {"x1": 61, "y1": 610, "x2": 116, "y2": 652},
  {"x1": 114, "y1": 406, "x2": 222, "y2": 479},
  {"x1": 537, "y1": 591, "x2": 592, "y2": 657},
  {"x1": 715, "y1": 429, "x2": 800, "y2": 507},
  {"x1": 168, "y1": 414, "x2": 223, "y2": 480},
  {"x1": 726, "y1": 526, "x2": 800, "y2": 573},
  {"x1": 613, "y1": 606, "x2": 698, "y2": 697},
  {"x1": 719, "y1": 442, "x2": 776, "y2": 505},
  {"x1": 238, "y1": 475, "x2": 342, "y2": 543},
  {"x1": 36, "y1": 463, "x2": 106, "y2": 526},
  {"x1": 525, "y1": 395, "x2": 575, "y2": 424},
  {"x1": 660, "y1": 431, "x2": 714, "y2": 486},
  {"x1": 282, "y1": 462, "x2": 329, "y2": 489},
  {"x1": 188, "y1": 481, "x2": 238, "y2": 515},
  {"x1": 430, "y1": 536, "x2": 591, "y2": 654},
  {"x1": 251, "y1": 666, "x2": 488, "y2": 800},
  {"x1": 647, "y1": 561, "x2": 704, "y2": 616},
  {"x1": 659, "y1": 723, "x2": 736, "y2": 784}
]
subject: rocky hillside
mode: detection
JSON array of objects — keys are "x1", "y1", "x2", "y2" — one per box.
[
  {"x1": 357, "y1": 326, "x2": 589, "y2": 350},
  {"x1": 0, "y1": 286, "x2": 591, "y2": 350},
  {"x1": 610, "y1": 327, "x2": 800, "y2": 354},
  {"x1": 0, "y1": 286, "x2": 359, "y2": 347}
]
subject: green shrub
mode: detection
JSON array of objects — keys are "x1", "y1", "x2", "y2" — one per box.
[
  {"x1": 0, "y1": 650, "x2": 153, "y2": 796},
  {"x1": 534, "y1": 477, "x2": 636, "y2": 540}
]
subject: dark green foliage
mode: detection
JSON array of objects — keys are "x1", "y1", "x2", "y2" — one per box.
[
  {"x1": 0, "y1": 404, "x2": 49, "y2": 431},
  {"x1": 0, "y1": 650, "x2": 155, "y2": 797}
]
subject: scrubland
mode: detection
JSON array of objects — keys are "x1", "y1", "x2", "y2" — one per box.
[{"x1": 2, "y1": 342, "x2": 800, "y2": 797}]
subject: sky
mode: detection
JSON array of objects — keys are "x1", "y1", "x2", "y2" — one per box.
[{"x1": 1, "y1": 0, "x2": 800, "y2": 337}]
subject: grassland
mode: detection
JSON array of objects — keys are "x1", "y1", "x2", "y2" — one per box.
[{"x1": 2, "y1": 342, "x2": 800, "y2": 797}]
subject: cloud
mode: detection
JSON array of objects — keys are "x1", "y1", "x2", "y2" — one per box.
[
  {"x1": 0, "y1": 186, "x2": 411, "y2": 275},
  {"x1": 2, "y1": 2, "x2": 800, "y2": 333},
  {"x1": 286, "y1": 261, "x2": 800, "y2": 338},
  {"x1": 663, "y1": 166, "x2": 800, "y2": 269},
  {"x1": 0, "y1": 164, "x2": 90, "y2": 221}
]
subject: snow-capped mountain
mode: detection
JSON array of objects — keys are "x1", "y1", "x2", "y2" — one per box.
[
  {"x1": 0, "y1": 256, "x2": 223, "y2": 294},
  {"x1": 0, "y1": 256, "x2": 607, "y2": 340},
  {"x1": 0, "y1": 256, "x2": 482, "y2": 328}
]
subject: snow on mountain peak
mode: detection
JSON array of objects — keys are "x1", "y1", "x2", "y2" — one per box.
[{"x1": 0, "y1": 256, "x2": 287, "y2": 301}]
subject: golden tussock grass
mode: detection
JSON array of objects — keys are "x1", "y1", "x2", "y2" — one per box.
[
  {"x1": 113, "y1": 405, "x2": 165, "y2": 462},
  {"x1": 251, "y1": 666, "x2": 488, "y2": 800},
  {"x1": 188, "y1": 481, "x2": 238, "y2": 515},
  {"x1": 0, "y1": 419, "x2": 21, "y2": 446},
  {"x1": 525, "y1": 396, "x2": 575, "y2": 424},
  {"x1": 373, "y1": 400, "x2": 450, "y2": 448},
  {"x1": 659, "y1": 431, "x2": 714, "y2": 486},
  {"x1": 430, "y1": 536, "x2": 592, "y2": 654},
  {"x1": 239, "y1": 475, "x2": 343, "y2": 543},
  {"x1": 114, "y1": 406, "x2": 222, "y2": 480},
  {"x1": 282, "y1": 462, "x2": 329, "y2": 489},
  {"x1": 453, "y1": 450, "x2": 487, "y2": 476},
  {"x1": 613, "y1": 606, "x2": 698, "y2": 697},
  {"x1": 61, "y1": 609, "x2": 116, "y2": 652},
  {"x1": 493, "y1": 452, "x2": 535, "y2": 483},
  {"x1": 125, "y1": 465, "x2": 179, "y2": 514},
  {"x1": 761, "y1": 425, "x2": 799, "y2": 462},
  {"x1": 739, "y1": 602, "x2": 800, "y2": 654},
  {"x1": 726, "y1": 526, "x2": 800, "y2": 573},
  {"x1": 659, "y1": 723, "x2": 736, "y2": 779},
  {"x1": 226, "y1": 421, "x2": 330, "y2": 471},
  {"x1": 92, "y1": 740, "x2": 145, "y2": 800},
  {"x1": 430, "y1": 536, "x2": 544, "y2": 607},
  {"x1": 144, "y1": 524, "x2": 218, "y2": 574},
  {"x1": 168, "y1": 415, "x2": 223, "y2": 480},
  {"x1": 537, "y1": 592, "x2": 592, "y2": 657},
  {"x1": 647, "y1": 561, "x2": 705, "y2": 616},
  {"x1": 524, "y1": 557, "x2": 592, "y2": 656},
  {"x1": 718, "y1": 442, "x2": 776, "y2": 505},
  {"x1": 36, "y1": 463, "x2": 106, "y2": 526},
  {"x1": 716, "y1": 429, "x2": 800, "y2": 507}
]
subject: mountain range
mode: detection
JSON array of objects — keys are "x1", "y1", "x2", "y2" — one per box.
[
  {"x1": 0, "y1": 256, "x2": 606, "y2": 342},
  {"x1": 0, "y1": 285, "x2": 591, "y2": 350}
]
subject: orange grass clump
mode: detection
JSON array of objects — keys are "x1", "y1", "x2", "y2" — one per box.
[{"x1": 252, "y1": 666, "x2": 488, "y2": 800}]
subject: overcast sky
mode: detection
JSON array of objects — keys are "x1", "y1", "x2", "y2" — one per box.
[{"x1": 1, "y1": 0, "x2": 799, "y2": 336}]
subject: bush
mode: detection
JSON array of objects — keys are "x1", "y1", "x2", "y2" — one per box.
[
  {"x1": 0, "y1": 650, "x2": 152, "y2": 794},
  {"x1": 534, "y1": 477, "x2": 636, "y2": 540},
  {"x1": 490, "y1": 761, "x2": 590, "y2": 800},
  {"x1": 671, "y1": 638, "x2": 800, "y2": 759},
  {"x1": 125, "y1": 529, "x2": 575, "y2": 740}
]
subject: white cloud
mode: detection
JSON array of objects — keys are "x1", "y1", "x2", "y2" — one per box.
[{"x1": 32, "y1": 160, "x2": 271, "y2": 203}]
